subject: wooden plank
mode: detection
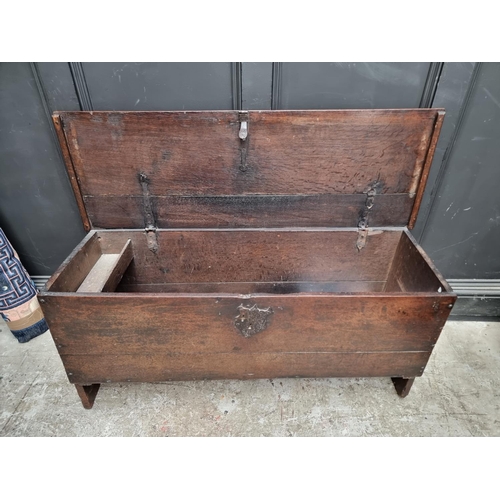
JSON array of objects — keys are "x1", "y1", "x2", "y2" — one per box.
[
  {"x1": 77, "y1": 240, "x2": 133, "y2": 293},
  {"x1": 42, "y1": 294, "x2": 455, "y2": 356},
  {"x1": 60, "y1": 110, "x2": 437, "y2": 197},
  {"x1": 98, "y1": 229, "x2": 401, "y2": 284},
  {"x1": 404, "y1": 229, "x2": 454, "y2": 292},
  {"x1": 408, "y1": 110, "x2": 445, "y2": 229},
  {"x1": 83, "y1": 193, "x2": 415, "y2": 229},
  {"x1": 77, "y1": 254, "x2": 121, "y2": 292},
  {"x1": 102, "y1": 239, "x2": 134, "y2": 292},
  {"x1": 247, "y1": 110, "x2": 436, "y2": 197},
  {"x1": 116, "y1": 281, "x2": 386, "y2": 294},
  {"x1": 52, "y1": 113, "x2": 91, "y2": 231},
  {"x1": 58, "y1": 109, "x2": 441, "y2": 229},
  {"x1": 46, "y1": 231, "x2": 101, "y2": 292},
  {"x1": 384, "y1": 231, "x2": 455, "y2": 293},
  {"x1": 61, "y1": 111, "x2": 239, "y2": 198},
  {"x1": 62, "y1": 351, "x2": 430, "y2": 384}
]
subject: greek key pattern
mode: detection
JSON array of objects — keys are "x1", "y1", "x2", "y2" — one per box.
[{"x1": 0, "y1": 229, "x2": 37, "y2": 310}]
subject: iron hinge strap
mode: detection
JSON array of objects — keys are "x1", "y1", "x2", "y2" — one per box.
[
  {"x1": 356, "y1": 187, "x2": 377, "y2": 251},
  {"x1": 139, "y1": 172, "x2": 159, "y2": 253},
  {"x1": 238, "y1": 111, "x2": 249, "y2": 140},
  {"x1": 238, "y1": 111, "x2": 249, "y2": 172}
]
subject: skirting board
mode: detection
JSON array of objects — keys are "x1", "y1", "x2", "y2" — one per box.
[{"x1": 447, "y1": 280, "x2": 500, "y2": 320}]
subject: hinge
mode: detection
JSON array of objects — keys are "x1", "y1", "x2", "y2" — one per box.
[
  {"x1": 238, "y1": 111, "x2": 249, "y2": 172},
  {"x1": 238, "y1": 111, "x2": 249, "y2": 140},
  {"x1": 145, "y1": 226, "x2": 158, "y2": 254},
  {"x1": 356, "y1": 226, "x2": 369, "y2": 251},
  {"x1": 139, "y1": 172, "x2": 159, "y2": 253},
  {"x1": 356, "y1": 184, "x2": 378, "y2": 251}
]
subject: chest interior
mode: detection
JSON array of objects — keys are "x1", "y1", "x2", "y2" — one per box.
[
  {"x1": 45, "y1": 108, "x2": 451, "y2": 297},
  {"x1": 45, "y1": 227, "x2": 449, "y2": 295}
]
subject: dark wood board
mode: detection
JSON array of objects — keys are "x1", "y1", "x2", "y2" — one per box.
[
  {"x1": 116, "y1": 281, "x2": 386, "y2": 294},
  {"x1": 385, "y1": 230, "x2": 452, "y2": 293},
  {"x1": 404, "y1": 229, "x2": 453, "y2": 292},
  {"x1": 60, "y1": 110, "x2": 437, "y2": 197},
  {"x1": 408, "y1": 110, "x2": 445, "y2": 229},
  {"x1": 83, "y1": 193, "x2": 414, "y2": 229},
  {"x1": 77, "y1": 239, "x2": 133, "y2": 293},
  {"x1": 52, "y1": 114, "x2": 91, "y2": 231},
  {"x1": 56, "y1": 109, "x2": 442, "y2": 230},
  {"x1": 97, "y1": 229, "x2": 401, "y2": 285},
  {"x1": 42, "y1": 294, "x2": 454, "y2": 356},
  {"x1": 62, "y1": 351, "x2": 429, "y2": 384},
  {"x1": 46, "y1": 231, "x2": 101, "y2": 292}
]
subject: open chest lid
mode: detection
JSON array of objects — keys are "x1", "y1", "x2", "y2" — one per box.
[{"x1": 53, "y1": 109, "x2": 444, "y2": 232}]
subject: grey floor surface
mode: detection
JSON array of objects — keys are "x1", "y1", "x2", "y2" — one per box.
[{"x1": 0, "y1": 318, "x2": 499, "y2": 436}]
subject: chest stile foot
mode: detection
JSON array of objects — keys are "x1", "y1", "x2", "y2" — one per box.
[
  {"x1": 391, "y1": 377, "x2": 415, "y2": 398},
  {"x1": 75, "y1": 384, "x2": 101, "y2": 409}
]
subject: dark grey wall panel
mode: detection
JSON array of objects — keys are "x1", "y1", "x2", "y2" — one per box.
[
  {"x1": 0, "y1": 63, "x2": 85, "y2": 275},
  {"x1": 82, "y1": 62, "x2": 236, "y2": 110},
  {"x1": 36, "y1": 62, "x2": 80, "y2": 112},
  {"x1": 421, "y1": 62, "x2": 500, "y2": 279},
  {"x1": 413, "y1": 63, "x2": 477, "y2": 240},
  {"x1": 275, "y1": 62, "x2": 431, "y2": 109},
  {"x1": 242, "y1": 63, "x2": 272, "y2": 110}
]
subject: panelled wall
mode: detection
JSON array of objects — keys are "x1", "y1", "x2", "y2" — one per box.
[{"x1": 1, "y1": 62, "x2": 498, "y2": 314}]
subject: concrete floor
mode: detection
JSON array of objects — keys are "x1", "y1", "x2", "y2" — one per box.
[{"x1": 0, "y1": 318, "x2": 498, "y2": 436}]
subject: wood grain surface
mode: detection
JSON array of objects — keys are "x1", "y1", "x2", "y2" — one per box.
[
  {"x1": 42, "y1": 293, "x2": 454, "y2": 357},
  {"x1": 385, "y1": 231, "x2": 451, "y2": 293},
  {"x1": 56, "y1": 109, "x2": 442, "y2": 229},
  {"x1": 77, "y1": 239, "x2": 133, "y2": 293},
  {"x1": 115, "y1": 281, "x2": 386, "y2": 294},
  {"x1": 46, "y1": 231, "x2": 100, "y2": 292},
  {"x1": 63, "y1": 351, "x2": 429, "y2": 384},
  {"x1": 98, "y1": 229, "x2": 401, "y2": 285},
  {"x1": 83, "y1": 193, "x2": 414, "y2": 229}
]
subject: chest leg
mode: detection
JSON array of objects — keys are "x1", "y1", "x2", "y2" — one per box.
[
  {"x1": 391, "y1": 377, "x2": 415, "y2": 398},
  {"x1": 75, "y1": 384, "x2": 101, "y2": 409}
]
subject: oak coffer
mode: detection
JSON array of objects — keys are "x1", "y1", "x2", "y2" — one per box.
[{"x1": 39, "y1": 109, "x2": 456, "y2": 409}]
